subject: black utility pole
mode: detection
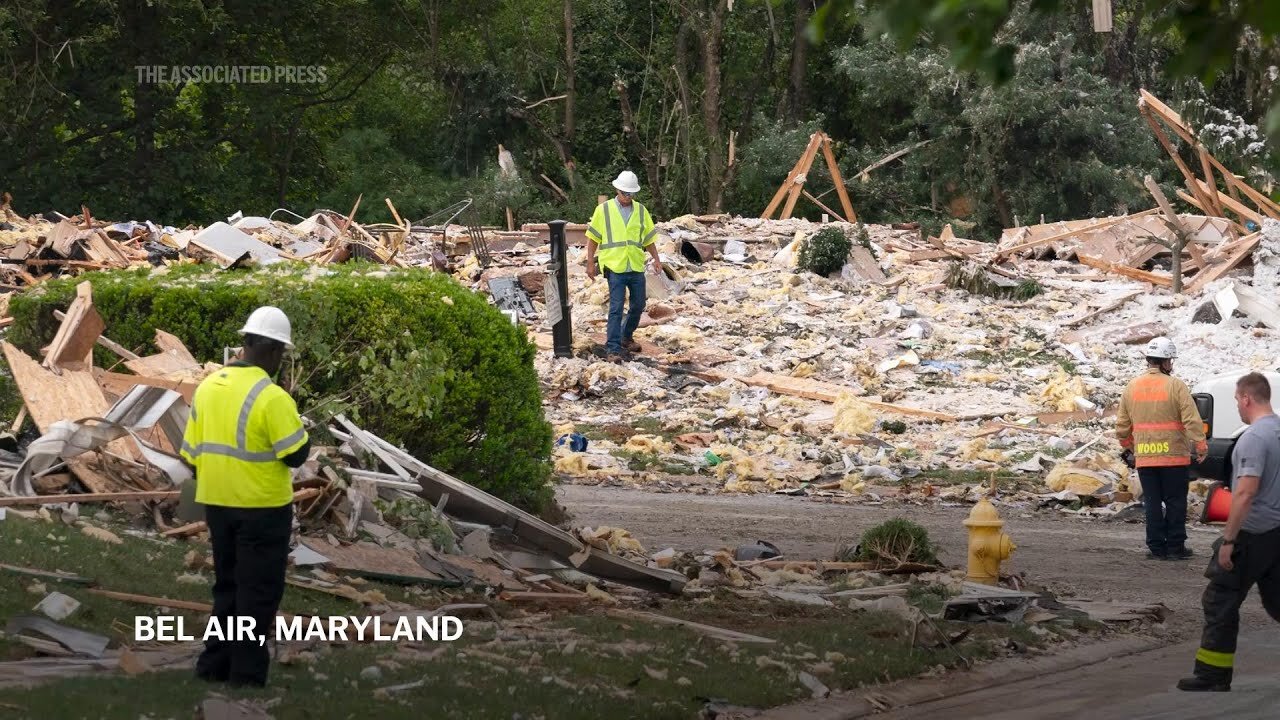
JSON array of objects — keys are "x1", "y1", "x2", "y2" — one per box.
[{"x1": 548, "y1": 220, "x2": 574, "y2": 357}]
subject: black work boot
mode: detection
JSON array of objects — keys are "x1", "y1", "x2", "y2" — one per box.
[
  {"x1": 1146, "y1": 551, "x2": 1167, "y2": 560},
  {"x1": 1177, "y1": 675, "x2": 1230, "y2": 692},
  {"x1": 1168, "y1": 546, "x2": 1194, "y2": 560}
]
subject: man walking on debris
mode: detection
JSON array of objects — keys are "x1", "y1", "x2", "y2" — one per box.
[
  {"x1": 1115, "y1": 337, "x2": 1207, "y2": 560},
  {"x1": 1179, "y1": 372, "x2": 1280, "y2": 692},
  {"x1": 585, "y1": 170, "x2": 661, "y2": 362},
  {"x1": 181, "y1": 306, "x2": 310, "y2": 687}
]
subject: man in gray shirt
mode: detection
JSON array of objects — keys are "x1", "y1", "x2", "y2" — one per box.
[{"x1": 1179, "y1": 372, "x2": 1280, "y2": 692}]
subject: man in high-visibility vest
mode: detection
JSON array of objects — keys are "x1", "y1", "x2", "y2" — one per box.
[
  {"x1": 1115, "y1": 336, "x2": 1207, "y2": 560},
  {"x1": 181, "y1": 306, "x2": 309, "y2": 687},
  {"x1": 585, "y1": 170, "x2": 661, "y2": 362}
]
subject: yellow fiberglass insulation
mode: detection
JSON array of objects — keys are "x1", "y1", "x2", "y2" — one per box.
[
  {"x1": 1036, "y1": 369, "x2": 1089, "y2": 412},
  {"x1": 833, "y1": 393, "x2": 876, "y2": 435},
  {"x1": 1044, "y1": 465, "x2": 1108, "y2": 495},
  {"x1": 624, "y1": 434, "x2": 673, "y2": 454}
]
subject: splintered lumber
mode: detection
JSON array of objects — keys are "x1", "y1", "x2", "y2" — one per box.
[
  {"x1": 86, "y1": 589, "x2": 213, "y2": 613},
  {"x1": 763, "y1": 132, "x2": 821, "y2": 218},
  {"x1": 1076, "y1": 255, "x2": 1173, "y2": 287},
  {"x1": 498, "y1": 591, "x2": 588, "y2": 604},
  {"x1": 0, "y1": 563, "x2": 93, "y2": 585},
  {"x1": 2, "y1": 341, "x2": 111, "y2": 434},
  {"x1": 96, "y1": 369, "x2": 198, "y2": 405},
  {"x1": 997, "y1": 210, "x2": 1159, "y2": 258},
  {"x1": 152, "y1": 330, "x2": 198, "y2": 366},
  {"x1": 847, "y1": 246, "x2": 887, "y2": 282},
  {"x1": 802, "y1": 189, "x2": 850, "y2": 223},
  {"x1": 1186, "y1": 232, "x2": 1262, "y2": 293},
  {"x1": 0, "y1": 491, "x2": 179, "y2": 507},
  {"x1": 43, "y1": 281, "x2": 104, "y2": 371},
  {"x1": 53, "y1": 310, "x2": 139, "y2": 361},
  {"x1": 298, "y1": 539, "x2": 446, "y2": 584},
  {"x1": 1190, "y1": 178, "x2": 1262, "y2": 226},
  {"x1": 1063, "y1": 290, "x2": 1144, "y2": 328},
  {"x1": 606, "y1": 609, "x2": 776, "y2": 644}
]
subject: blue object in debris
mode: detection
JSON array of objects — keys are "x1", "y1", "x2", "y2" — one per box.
[
  {"x1": 556, "y1": 433, "x2": 589, "y2": 452},
  {"x1": 920, "y1": 360, "x2": 963, "y2": 374}
]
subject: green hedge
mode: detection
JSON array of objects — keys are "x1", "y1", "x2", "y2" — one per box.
[{"x1": 9, "y1": 264, "x2": 553, "y2": 511}]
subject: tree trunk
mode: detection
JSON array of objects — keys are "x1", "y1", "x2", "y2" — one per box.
[
  {"x1": 615, "y1": 79, "x2": 665, "y2": 214},
  {"x1": 787, "y1": 0, "x2": 810, "y2": 122},
  {"x1": 701, "y1": 0, "x2": 729, "y2": 212},
  {"x1": 563, "y1": 0, "x2": 577, "y2": 188}
]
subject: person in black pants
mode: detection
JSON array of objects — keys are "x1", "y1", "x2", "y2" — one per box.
[{"x1": 180, "y1": 307, "x2": 310, "y2": 687}]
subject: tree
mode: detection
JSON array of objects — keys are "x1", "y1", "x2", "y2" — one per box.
[{"x1": 815, "y1": 0, "x2": 1280, "y2": 141}]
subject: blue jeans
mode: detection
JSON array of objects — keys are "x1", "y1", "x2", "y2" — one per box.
[
  {"x1": 1138, "y1": 465, "x2": 1190, "y2": 555},
  {"x1": 604, "y1": 269, "x2": 646, "y2": 353}
]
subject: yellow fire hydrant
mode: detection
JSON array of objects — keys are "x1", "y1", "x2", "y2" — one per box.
[{"x1": 963, "y1": 497, "x2": 1016, "y2": 585}]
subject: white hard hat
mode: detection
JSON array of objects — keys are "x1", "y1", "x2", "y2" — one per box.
[
  {"x1": 1144, "y1": 336, "x2": 1176, "y2": 359},
  {"x1": 612, "y1": 170, "x2": 641, "y2": 194},
  {"x1": 238, "y1": 306, "x2": 294, "y2": 349}
]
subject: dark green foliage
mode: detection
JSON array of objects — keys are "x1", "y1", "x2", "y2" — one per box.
[
  {"x1": 797, "y1": 226, "x2": 854, "y2": 276},
  {"x1": 945, "y1": 262, "x2": 1043, "y2": 301},
  {"x1": 8, "y1": 265, "x2": 553, "y2": 511},
  {"x1": 852, "y1": 518, "x2": 939, "y2": 566},
  {"x1": 880, "y1": 420, "x2": 908, "y2": 435}
]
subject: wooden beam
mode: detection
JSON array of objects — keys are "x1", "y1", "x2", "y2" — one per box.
[
  {"x1": 1139, "y1": 90, "x2": 1196, "y2": 144},
  {"x1": 43, "y1": 281, "x2": 104, "y2": 372},
  {"x1": 801, "y1": 189, "x2": 850, "y2": 223},
  {"x1": 1076, "y1": 254, "x2": 1173, "y2": 287},
  {"x1": 1191, "y1": 177, "x2": 1262, "y2": 226},
  {"x1": 86, "y1": 588, "x2": 213, "y2": 613},
  {"x1": 0, "y1": 491, "x2": 179, "y2": 507},
  {"x1": 1197, "y1": 145, "x2": 1225, "y2": 218},
  {"x1": 1186, "y1": 232, "x2": 1262, "y2": 293},
  {"x1": 1063, "y1": 290, "x2": 1144, "y2": 328},
  {"x1": 1203, "y1": 154, "x2": 1280, "y2": 220},
  {"x1": 779, "y1": 134, "x2": 823, "y2": 220},
  {"x1": 820, "y1": 134, "x2": 858, "y2": 222},
  {"x1": 1141, "y1": 108, "x2": 1218, "y2": 213},
  {"x1": 762, "y1": 133, "x2": 820, "y2": 219}
]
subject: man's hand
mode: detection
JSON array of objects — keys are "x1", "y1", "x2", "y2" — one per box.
[
  {"x1": 1218, "y1": 541, "x2": 1234, "y2": 572},
  {"x1": 586, "y1": 261, "x2": 597, "y2": 280},
  {"x1": 652, "y1": 259, "x2": 662, "y2": 275}
]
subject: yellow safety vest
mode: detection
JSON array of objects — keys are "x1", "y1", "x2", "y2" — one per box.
[
  {"x1": 180, "y1": 364, "x2": 308, "y2": 508},
  {"x1": 587, "y1": 199, "x2": 657, "y2": 273}
]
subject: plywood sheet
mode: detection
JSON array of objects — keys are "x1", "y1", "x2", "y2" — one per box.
[
  {"x1": 153, "y1": 330, "x2": 198, "y2": 366},
  {"x1": 299, "y1": 539, "x2": 442, "y2": 584},
  {"x1": 124, "y1": 350, "x2": 200, "y2": 377},
  {"x1": 4, "y1": 341, "x2": 108, "y2": 432}
]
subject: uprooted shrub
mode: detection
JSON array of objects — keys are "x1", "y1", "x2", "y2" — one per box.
[
  {"x1": 797, "y1": 226, "x2": 853, "y2": 276},
  {"x1": 945, "y1": 261, "x2": 1043, "y2": 300},
  {"x1": 8, "y1": 263, "x2": 553, "y2": 511},
  {"x1": 848, "y1": 518, "x2": 939, "y2": 566}
]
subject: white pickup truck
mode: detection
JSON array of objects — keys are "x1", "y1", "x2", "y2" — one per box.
[{"x1": 1190, "y1": 370, "x2": 1280, "y2": 485}]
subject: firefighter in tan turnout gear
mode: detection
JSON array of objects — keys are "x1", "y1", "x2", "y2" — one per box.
[{"x1": 1115, "y1": 337, "x2": 1208, "y2": 560}]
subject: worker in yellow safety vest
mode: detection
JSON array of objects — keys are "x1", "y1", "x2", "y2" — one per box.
[
  {"x1": 585, "y1": 170, "x2": 662, "y2": 362},
  {"x1": 181, "y1": 306, "x2": 309, "y2": 687},
  {"x1": 1115, "y1": 336, "x2": 1208, "y2": 561}
]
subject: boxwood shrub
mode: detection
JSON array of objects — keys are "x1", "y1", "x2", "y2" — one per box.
[{"x1": 8, "y1": 263, "x2": 553, "y2": 511}]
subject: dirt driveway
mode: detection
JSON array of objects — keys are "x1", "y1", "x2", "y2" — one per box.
[{"x1": 559, "y1": 485, "x2": 1269, "y2": 639}]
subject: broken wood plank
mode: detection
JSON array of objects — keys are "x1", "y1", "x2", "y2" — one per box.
[
  {"x1": 53, "y1": 310, "x2": 140, "y2": 361},
  {"x1": 1062, "y1": 290, "x2": 1144, "y2": 328},
  {"x1": 152, "y1": 330, "x2": 198, "y2": 366},
  {"x1": 801, "y1": 189, "x2": 850, "y2": 223},
  {"x1": 497, "y1": 591, "x2": 588, "y2": 604},
  {"x1": 2, "y1": 341, "x2": 113, "y2": 434},
  {"x1": 86, "y1": 589, "x2": 213, "y2": 613},
  {"x1": 606, "y1": 609, "x2": 776, "y2": 644},
  {"x1": 1191, "y1": 177, "x2": 1263, "y2": 226},
  {"x1": 160, "y1": 521, "x2": 206, "y2": 538},
  {"x1": 820, "y1": 135, "x2": 858, "y2": 222},
  {"x1": 1186, "y1": 232, "x2": 1262, "y2": 293},
  {"x1": 0, "y1": 563, "x2": 93, "y2": 585},
  {"x1": 43, "y1": 281, "x2": 104, "y2": 372},
  {"x1": 763, "y1": 133, "x2": 821, "y2": 219},
  {"x1": 299, "y1": 539, "x2": 446, "y2": 585},
  {"x1": 847, "y1": 246, "x2": 886, "y2": 283},
  {"x1": 0, "y1": 491, "x2": 179, "y2": 507},
  {"x1": 123, "y1": 349, "x2": 200, "y2": 378},
  {"x1": 96, "y1": 369, "x2": 198, "y2": 405},
  {"x1": 1076, "y1": 255, "x2": 1172, "y2": 287}
]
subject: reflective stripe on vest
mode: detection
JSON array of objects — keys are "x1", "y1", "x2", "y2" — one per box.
[
  {"x1": 182, "y1": 377, "x2": 305, "y2": 463},
  {"x1": 595, "y1": 200, "x2": 650, "y2": 273}
]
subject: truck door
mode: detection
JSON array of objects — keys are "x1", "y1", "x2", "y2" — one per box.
[{"x1": 1193, "y1": 392, "x2": 1235, "y2": 486}]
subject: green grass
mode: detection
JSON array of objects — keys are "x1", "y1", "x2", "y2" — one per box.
[
  {"x1": 915, "y1": 468, "x2": 1022, "y2": 486},
  {"x1": 0, "y1": 512, "x2": 1091, "y2": 719},
  {"x1": 0, "y1": 512, "x2": 427, "y2": 660}
]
